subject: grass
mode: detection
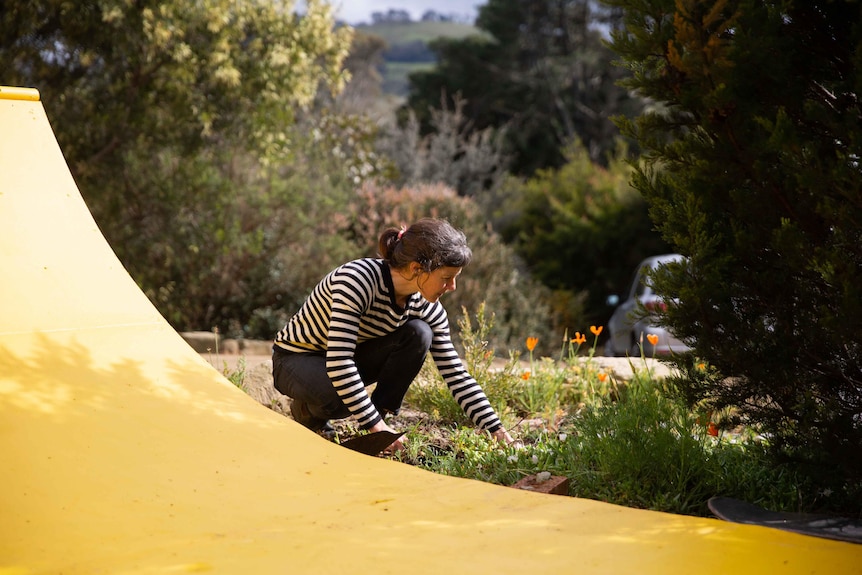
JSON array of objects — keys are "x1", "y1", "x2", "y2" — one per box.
[
  {"x1": 381, "y1": 61, "x2": 436, "y2": 97},
  {"x1": 221, "y1": 356, "x2": 246, "y2": 390},
  {"x1": 391, "y1": 305, "x2": 817, "y2": 518},
  {"x1": 206, "y1": 327, "x2": 247, "y2": 390}
]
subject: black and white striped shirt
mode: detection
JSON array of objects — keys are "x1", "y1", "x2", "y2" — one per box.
[{"x1": 274, "y1": 258, "x2": 502, "y2": 432}]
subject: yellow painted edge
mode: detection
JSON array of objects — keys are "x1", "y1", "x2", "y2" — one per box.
[{"x1": 0, "y1": 86, "x2": 41, "y2": 101}]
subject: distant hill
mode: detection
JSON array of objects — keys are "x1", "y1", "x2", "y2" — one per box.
[
  {"x1": 354, "y1": 20, "x2": 486, "y2": 97},
  {"x1": 355, "y1": 20, "x2": 480, "y2": 46}
]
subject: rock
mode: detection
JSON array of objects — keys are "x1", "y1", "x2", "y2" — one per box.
[
  {"x1": 241, "y1": 339, "x2": 273, "y2": 355},
  {"x1": 511, "y1": 473, "x2": 569, "y2": 496},
  {"x1": 181, "y1": 331, "x2": 220, "y2": 353},
  {"x1": 220, "y1": 339, "x2": 241, "y2": 354},
  {"x1": 236, "y1": 360, "x2": 291, "y2": 417}
]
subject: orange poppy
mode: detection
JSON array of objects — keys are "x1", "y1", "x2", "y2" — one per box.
[
  {"x1": 571, "y1": 332, "x2": 586, "y2": 345},
  {"x1": 521, "y1": 371, "x2": 531, "y2": 380},
  {"x1": 597, "y1": 372, "x2": 608, "y2": 382},
  {"x1": 526, "y1": 336, "x2": 538, "y2": 351},
  {"x1": 590, "y1": 325, "x2": 603, "y2": 336},
  {"x1": 646, "y1": 334, "x2": 659, "y2": 346}
]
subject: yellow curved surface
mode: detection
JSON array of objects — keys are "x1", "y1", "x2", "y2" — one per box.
[{"x1": 1, "y1": 89, "x2": 860, "y2": 575}]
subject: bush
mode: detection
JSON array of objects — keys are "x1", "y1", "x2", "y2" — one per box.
[
  {"x1": 486, "y1": 140, "x2": 670, "y2": 329},
  {"x1": 568, "y1": 380, "x2": 802, "y2": 515}
]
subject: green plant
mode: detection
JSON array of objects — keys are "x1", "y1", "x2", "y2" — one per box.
[
  {"x1": 221, "y1": 357, "x2": 247, "y2": 391},
  {"x1": 495, "y1": 141, "x2": 670, "y2": 329},
  {"x1": 396, "y1": 314, "x2": 826, "y2": 517},
  {"x1": 406, "y1": 356, "x2": 471, "y2": 425},
  {"x1": 2, "y1": 0, "x2": 354, "y2": 339},
  {"x1": 403, "y1": 370, "x2": 809, "y2": 516},
  {"x1": 403, "y1": 0, "x2": 643, "y2": 176}
]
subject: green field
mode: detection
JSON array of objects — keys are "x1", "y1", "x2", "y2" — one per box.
[
  {"x1": 354, "y1": 20, "x2": 487, "y2": 96},
  {"x1": 382, "y1": 61, "x2": 436, "y2": 97},
  {"x1": 354, "y1": 20, "x2": 482, "y2": 46}
]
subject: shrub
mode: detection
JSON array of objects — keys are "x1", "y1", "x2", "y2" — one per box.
[{"x1": 487, "y1": 140, "x2": 670, "y2": 329}]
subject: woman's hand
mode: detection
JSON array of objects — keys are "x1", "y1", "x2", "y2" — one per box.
[
  {"x1": 369, "y1": 419, "x2": 407, "y2": 453},
  {"x1": 490, "y1": 427, "x2": 522, "y2": 449}
]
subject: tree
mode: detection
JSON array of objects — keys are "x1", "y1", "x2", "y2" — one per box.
[
  {"x1": 377, "y1": 95, "x2": 510, "y2": 198},
  {"x1": 336, "y1": 30, "x2": 388, "y2": 116},
  {"x1": 607, "y1": 0, "x2": 862, "y2": 492},
  {"x1": 2, "y1": 0, "x2": 351, "y2": 176},
  {"x1": 403, "y1": 0, "x2": 645, "y2": 176},
  {"x1": 1, "y1": 0, "x2": 354, "y2": 334}
]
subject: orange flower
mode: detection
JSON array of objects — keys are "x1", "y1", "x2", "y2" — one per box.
[
  {"x1": 521, "y1": 371, "x2": 531, "y2": 380},
  {"x1": 571, "y1": 332, "x2": 587, "y2": 345},
  {"x1": 697, "y1": 362, "x2": 706, "y2": 371},
  {"x1": 526, "y1": 336, "x2": 538, "y2": 351},
  {"x1": 707, "y1": 422, "x2": 719, "y2": 437},
  {"x1": 590, "y1": 325, "x2": 603, "y2": 337},
  {"x1": 646, "y1": 334, "x2": 659, "y2": 346},
  {"x1": 597, "y1": 372, "x2": 608, "y2": 383}
]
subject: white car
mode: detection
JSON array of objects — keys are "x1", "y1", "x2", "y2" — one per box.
[{"x1": 604, "y1": 254, "x2": 692, "y2": 357}]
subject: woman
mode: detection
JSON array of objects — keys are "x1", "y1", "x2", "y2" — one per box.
[{"x1": 272, "y1": 218, "x2": 515, "y2": 452}]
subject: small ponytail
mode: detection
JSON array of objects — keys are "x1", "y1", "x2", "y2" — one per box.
[{"x1": 378, "y1": 227, "x2": 401, "y2": 261}]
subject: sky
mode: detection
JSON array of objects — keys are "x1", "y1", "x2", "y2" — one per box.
[{"x1": 327, "y1": 1, "x2": 482, "y2": 25}]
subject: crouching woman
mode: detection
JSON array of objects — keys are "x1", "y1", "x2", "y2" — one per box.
[{"x1": 272, "y1": 218, "x2": 515, "y2": 451}]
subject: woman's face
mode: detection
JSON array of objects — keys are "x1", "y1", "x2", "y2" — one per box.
[{"x1": 418, "y1": 266, "x2": 462, "y2": 303}]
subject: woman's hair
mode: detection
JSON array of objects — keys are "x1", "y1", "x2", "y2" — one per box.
[{"x1": 378, "y1": 218, "x2": 472, "y2": 272}]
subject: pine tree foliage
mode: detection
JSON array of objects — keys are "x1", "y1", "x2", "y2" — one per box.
[{"x1": 607, "y1": 0, "x2": 862, "y2": 485}]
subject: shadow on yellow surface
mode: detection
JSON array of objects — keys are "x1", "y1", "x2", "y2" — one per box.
[{"x1": 2, "y1": 87, "x2": 860, "y2": 574}]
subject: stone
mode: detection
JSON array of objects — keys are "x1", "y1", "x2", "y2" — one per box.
[
  {"x1": 181, "y1": 331, "x2": 220, "y2": 353},
  {"x1": 511, "y1": 474, "x2": 569, "y2": 496}
]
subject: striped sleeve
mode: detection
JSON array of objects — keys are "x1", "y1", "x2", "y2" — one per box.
[
  {"x1": 324, "y1": 263, "x2": 383, "y2": 429},
  {"x1": 274, "y1": 259, "x2": 385, "y2": 429},
  {"x1": 421, "y1": 303, "x2": 503, "y2": 433}
]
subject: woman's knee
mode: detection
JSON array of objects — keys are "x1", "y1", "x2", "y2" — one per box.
[{"x1": 404, "y1": 319, "x2": 433, "y2": 352}]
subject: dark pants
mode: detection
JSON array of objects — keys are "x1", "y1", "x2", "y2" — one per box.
[{"x1": 272, "y1": 319, "x2": 433, "y2": 421}]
